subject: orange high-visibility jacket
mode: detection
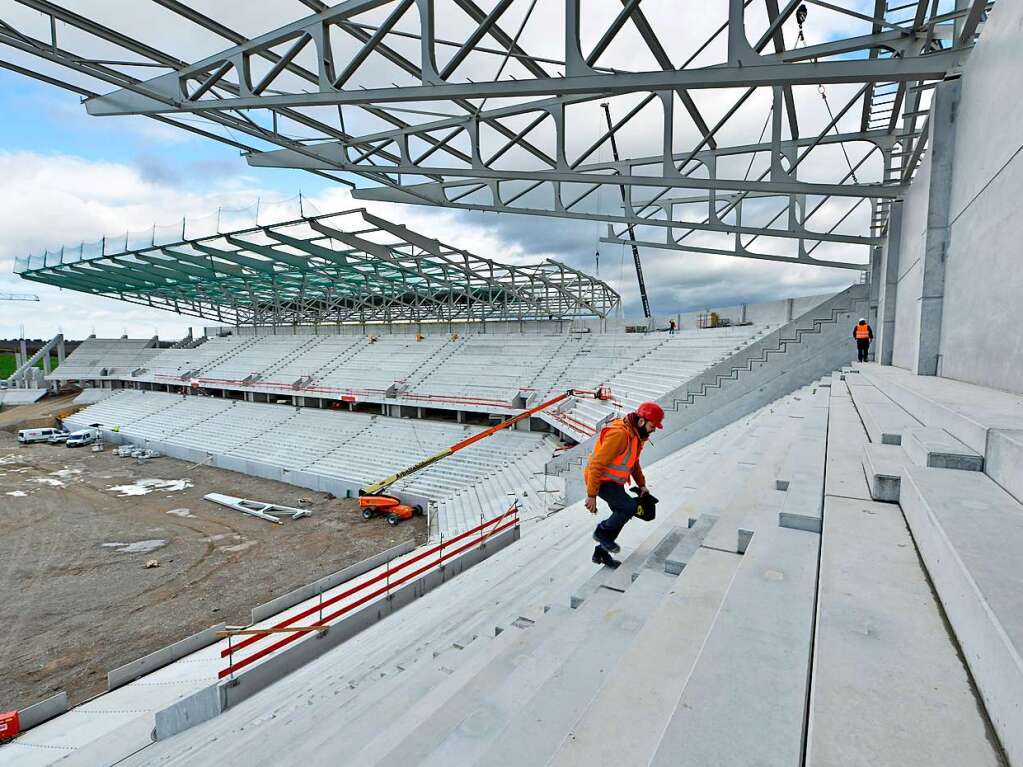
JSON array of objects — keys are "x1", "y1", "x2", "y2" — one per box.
[
  {"x1": 854, "y1": 323, "x2": 873, "y2": 340},
  {"x1": 584, "y1": 417, "x2": 646, "y2": 497}
]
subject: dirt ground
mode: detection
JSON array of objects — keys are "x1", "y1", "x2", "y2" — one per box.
[{"x1": 0, "y1": 402, "x2": 426, "y2": 712}]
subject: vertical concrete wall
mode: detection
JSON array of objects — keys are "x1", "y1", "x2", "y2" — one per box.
[
  {"x1": 882, "y1": 1, "x2": 1023, "y2": 393},
  {"x1": 937, "y1": 1, "x2": 1023, "y2": 394},
  {"x1": 890, "y1": 132, "x2": 930, "y2": 371}
]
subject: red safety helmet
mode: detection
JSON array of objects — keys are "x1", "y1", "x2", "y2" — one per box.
[{"x1": 636, "y1": 402, "x2": 665, "y2": 430}]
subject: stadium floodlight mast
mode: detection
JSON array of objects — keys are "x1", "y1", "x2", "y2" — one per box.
[{"x1": 0, "y1": 0, "x2": 992, "y2": 288}]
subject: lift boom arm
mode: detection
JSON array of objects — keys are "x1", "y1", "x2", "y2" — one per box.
[{"x1": 361, "y1": 389, "x2": 605, "y2": 496}]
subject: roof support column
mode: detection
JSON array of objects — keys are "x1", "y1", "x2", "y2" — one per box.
[{"x1": 914, "y1": 78, "x2": 959, "y2": 375}]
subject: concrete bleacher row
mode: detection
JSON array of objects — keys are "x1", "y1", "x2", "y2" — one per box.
[
  {"x1": 51, "y1": 327, "x2": 765, "y2": 415},
  {"x1": 64, "y1": 391, "x2": 560, "y2": 539},
  {"x1": 47, "y1": 337, "x2": 162, "y2": 380},
  {"x1": 101, "y1": 378, "x2": 973, "y2": 767},
  {"x1": 109, "y1": 376, "x2": 995, "y2": 767},
  {"x1": 10, "y1": 369, "x2": 1019, "y2": 765},
  {"x1": 147, "y1": 375, "x2": 1012, "y2": 766},
  {"x1": 845, "y1": 364, "x2": 1023, "y2": 766}
]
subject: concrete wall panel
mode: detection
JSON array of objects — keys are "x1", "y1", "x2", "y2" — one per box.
[
  {"x1": 891, "y1": 146, "x2": 930, "y2": 371},
  {"x1": 885, "y1": 0, "x2": 1023, "y2": 391}
]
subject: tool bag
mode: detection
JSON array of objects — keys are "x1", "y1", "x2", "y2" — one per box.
[{"x1": 630, "y1": 487, "x2": 659, "y2": 522}]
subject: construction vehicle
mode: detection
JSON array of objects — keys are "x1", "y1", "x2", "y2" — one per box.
[
  {"x1": 359, "y1": 495, "x2": 424, "y2": 526},
  {"x1": 359, "y1": 387, "x2": 611, "y2": 525}
]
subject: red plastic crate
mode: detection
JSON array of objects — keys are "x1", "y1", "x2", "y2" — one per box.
[{"x1": 0, "y1": 710, "x2": 20, "y2": 738}]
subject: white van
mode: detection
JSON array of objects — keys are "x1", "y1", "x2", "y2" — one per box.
[
  {"x1": 17, "y1": 427, "x2": 62, "y2": 444},
  {"x1": 66, "y1": 428, "x2": 100, "y2": 448}
]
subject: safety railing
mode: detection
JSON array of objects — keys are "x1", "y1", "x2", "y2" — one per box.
[
  {"x1": 152, "y1": 373, "x2": 533, "y2": 410},
  {"x1": 547, "y1": 409, "x2": 597, "y2": 438},
  {"x1": 219, "y1": 505, "x2": 520, "y2": 680}
]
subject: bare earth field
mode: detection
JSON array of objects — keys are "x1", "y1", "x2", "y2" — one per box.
[{"x1": 0, "y1": 403, "x2": 426, "y2": 712}]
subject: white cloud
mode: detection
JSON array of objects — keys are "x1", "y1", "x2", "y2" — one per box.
[{"x1": 0, "y1": 148, "x2": 858, "y2": 341}]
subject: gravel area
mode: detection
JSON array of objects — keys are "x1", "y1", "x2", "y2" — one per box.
[{"x1": 0, "y1": 409, "x2": 425, "y2": 711}]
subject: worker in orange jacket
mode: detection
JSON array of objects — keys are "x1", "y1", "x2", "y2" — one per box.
[
  {"x1": 583, "y1": 402, "x2": 664, "y2": 568},
  {"x1": 853, "y1": 317, "x2": 874, "y2": 362}
]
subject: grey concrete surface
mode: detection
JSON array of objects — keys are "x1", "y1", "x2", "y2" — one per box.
[
  {"x1": 108, "y1": 624, "x2": 225, "y2": 692},
  {"x1": 857, "y1": 363, "x2": 1023, "y2": 456},
  {"x1": 664, "y1": 514, "x2": 717, "y2": 575},
  {"x1": 877, "y1": 0, "x2": 1023, "y2": 392},
  {"x1": 860, "y1": 444, "x2": 905, "y2": 502},
  {"x1": 823, "y1": 384, "x2": 873, "y2": 501},
  {"x1": 987, "y1": 429, "x2": 1023, "y2": 504},
  {"x1": 904, "y1": 426, "x2": 984, "y2": 471},
  {"x1": 547, "y1": 547, "x2": 741, "y2": 767},
  {"x1": 648, "y1": 526, "x2": 819, "y2": 767},
  {"x1": 899, "y1": 463, "x2": 1023, "y2": 765},
  {"x1": 154, "y1": 685, "x2": 222, "y2": 741},
  {"x1": 17, "y1": 693, "x2": 68, "y2": 731},
  {"x1": 806, "y1": 495, "x2": 1002, "y2": 767}
]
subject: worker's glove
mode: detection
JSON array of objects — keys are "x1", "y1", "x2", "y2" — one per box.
[
  {"x1": 584, "y1": 496, "x2": 597, "y2": 514},
  {"x1": 637, "y1": 485, "x2": 649, "y2": 496}
]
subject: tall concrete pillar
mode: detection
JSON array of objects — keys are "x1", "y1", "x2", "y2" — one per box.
[
  {"x1": 916, "y1": 78, "x2": 961, "y2": 375},
  {"x1": 877, "y1": 201, "x2": 903, "y2": 366}
]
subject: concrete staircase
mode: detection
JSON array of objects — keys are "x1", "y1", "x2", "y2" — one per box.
[
  {"x1": 547, "y1": 284, "x2": 868, "y2": 502},
  {"x1": 13, "y1": 372, "x2": 1016, "y2": 766}
]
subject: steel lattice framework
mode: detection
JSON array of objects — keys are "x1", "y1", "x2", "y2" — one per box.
[
  {"x1": 0, "y1": 0, "x2": 992, "y2": 273},
  {"x1": 14, "y1": 209, "x2": 619, "y2": 325}
]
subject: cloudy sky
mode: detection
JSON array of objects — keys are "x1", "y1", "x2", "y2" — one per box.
[{"x1": 0, "y1": 1, "x2": 870, "y2": 341}]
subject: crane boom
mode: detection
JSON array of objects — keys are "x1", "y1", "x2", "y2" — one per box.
[{"x1": 600, "y1": 102, "x2": 652, "y2": 323}]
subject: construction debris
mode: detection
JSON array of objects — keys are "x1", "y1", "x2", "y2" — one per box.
[
  {"x1": 203, "y1": 493, "x2": 312, "y2": 524},
  {"x1": 144, "y1": 559, "x2": 160, "y2": 569}
]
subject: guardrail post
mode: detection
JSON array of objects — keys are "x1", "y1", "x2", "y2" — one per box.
[{"x1": 227, "y1": 635, "x2": 234, "y2": 681}]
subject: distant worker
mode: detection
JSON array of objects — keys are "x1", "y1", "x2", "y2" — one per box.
[
  {"x1": 584, "y1": 402, "x2": 664, "y2": 568},
  {"x1": 668, "y1": 319, "x2": 677, "y2": 335},
  {"x1": 853, "y1": 317, "x2": 874, "y2": 362}
]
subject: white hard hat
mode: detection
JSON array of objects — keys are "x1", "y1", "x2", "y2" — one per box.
[{"x1": 858, "y1": 318, "x2": 866, "y2": 323}]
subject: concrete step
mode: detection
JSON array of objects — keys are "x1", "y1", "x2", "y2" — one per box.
[
  {"x1": 856, "y1": 399, "x2": 922, "y2": 446},
  {"x1": 806, "y1": 495, "x2": 1003, "y2": 767},
  {"x1": 354, "y1": 576, "x2": 666, "y2": 766},
  {"x1": 546, "y1": 547, "x2": 742, "y2": 767},
  {"x1": 664, "y1": 513, "x2": 717, "y2": 575},
  {"x1": 988, "y1": 428, "x2": 1023, "y2": 503},
  {"x1": 899, "y1": 463, "x2": 1023, "y2": 766},
  {"x1": 823, "y1": 381, "x2": 873, "y2": 501},
  {"x1": 903, "y1": 426, "x2": 984, "y2": 471},
  {"x1": 861, "y1": 443, "x2": 905, "y2": 502},
  {"x1": 647, "y1": 526, "x2": 820, "y2": 767},
  {"x1": 856, "y1": 363, "x2": 1023, "y2": 456}
]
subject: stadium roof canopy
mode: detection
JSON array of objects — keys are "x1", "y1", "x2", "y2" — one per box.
[
  {"x1": 0, "y1": 1, "x2": 990, "y2": 271},
  {"x1": 15, "y1": 209, "x2": 620, "y2": 326}
]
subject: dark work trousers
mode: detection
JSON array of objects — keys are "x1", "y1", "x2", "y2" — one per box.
[
  {"x1": 856, "y1": 338, "x2": 870, "y2": 362},
  {"x1": 595, "y1": 481, "x2": 639, "y2": 544}
]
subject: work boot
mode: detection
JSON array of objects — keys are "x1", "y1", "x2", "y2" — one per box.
[
  {"x1": 592, "y1": 530, "x2": 621, "y2": 554},
  {"x1": 592, "y1": 545, "x2": 621, "y2": 569}
]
